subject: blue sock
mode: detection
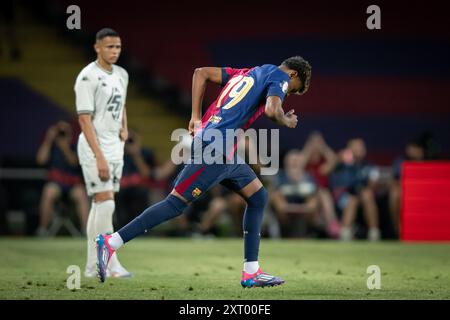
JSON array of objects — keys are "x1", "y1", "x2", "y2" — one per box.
[
  {"x1": 243, "y1": 187, "x2": 268, "y2": 262},
  {"x1": 118, "y1": 194, "x2": 187, "y2": 242}
]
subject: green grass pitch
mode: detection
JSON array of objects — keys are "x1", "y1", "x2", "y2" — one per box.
[{"x1": 1, "y1": 238, "x2": 449, "y2": 299}]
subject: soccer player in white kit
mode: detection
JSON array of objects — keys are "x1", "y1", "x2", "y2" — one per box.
[{"x1": 74, "y1": 28, "x2": 131, "y2": 278}]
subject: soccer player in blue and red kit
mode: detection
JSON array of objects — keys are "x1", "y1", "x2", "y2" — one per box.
[{"x1": 96, "y1": 56, "x2": 312, "y2": 287}]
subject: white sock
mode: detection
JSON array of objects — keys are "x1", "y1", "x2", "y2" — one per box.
[
  {"x1": 244, "y1": 261, "x2": 260, "y2": 274},
  {"x1": 85, "y1": 201, "x2": 97, "y2": 271},
  {"x1": 95, "y1": 199, "x2": 123, "y2": 271},
  {"x1": 109, "y1": 232, "x2": 124, "y2": 250},
  {"x1": 95, "y1": 199, "x2": 115, "y2": 234}
]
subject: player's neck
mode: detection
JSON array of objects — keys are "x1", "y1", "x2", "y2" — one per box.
[{"x1": 95, "y1": 59, "x2": 113, "y2": 73}]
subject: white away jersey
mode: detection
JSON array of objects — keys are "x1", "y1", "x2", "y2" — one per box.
[{"x1": 75, "y1": 61, "x2": 128, "y2": 164}]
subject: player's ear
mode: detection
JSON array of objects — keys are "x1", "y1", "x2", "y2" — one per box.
[
  {"x1": 289, "y1": 70, "x2": 298, "y2": 79},
  {"x1": 94, "y1": 41, "x2": 100, "y2": 54}
]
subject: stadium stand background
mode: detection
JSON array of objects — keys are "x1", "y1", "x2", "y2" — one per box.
[
  {"x1": 50, "y1": 0, "x2": 450, "y2": 165},
  {"x1": 1, "y1": 0, "x2": 449, "y2": 237}
]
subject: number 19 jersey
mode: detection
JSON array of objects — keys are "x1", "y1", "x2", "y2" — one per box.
[
  {"x1": 198, "y1": 64, "x2": 290, "y2": 157},
  {"x1": 74, "y1": 61, "x2": 129, "y2": 164}
]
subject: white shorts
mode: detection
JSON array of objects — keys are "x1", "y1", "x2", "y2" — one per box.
[{"x1": 80, "y1": 161, "x2": 123, "y2": 196}]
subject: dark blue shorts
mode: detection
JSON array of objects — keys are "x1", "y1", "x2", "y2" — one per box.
[
  {"x1": 173, "y1": 138, "x2": 257, "y2": 202},
  {"x1": 173, "y1": 162, "x2": 257, "y2": 202}
]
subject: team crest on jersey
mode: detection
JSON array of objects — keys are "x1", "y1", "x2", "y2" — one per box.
[
  {"x1": 192, "y1": 188, "x2": 202, "y2": 198},
  {"x1": 281, "y1": 81, "x2": 288, "y2": 94},
  {"x1": 208, "y1": 115, "x2": 222, "y2": 124}
]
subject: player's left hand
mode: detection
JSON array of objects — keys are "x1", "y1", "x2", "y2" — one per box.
[
  {"x1": 284, "y1": 109, "x2": 298, "y2": 128},
  {"x1": 120, "y1": 128, "x2": 129, "y2": 141}
]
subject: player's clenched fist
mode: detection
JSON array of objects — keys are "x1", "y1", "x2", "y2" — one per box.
[{"x1": 284, "y1": 109, "x2": 298, "y2": 128}]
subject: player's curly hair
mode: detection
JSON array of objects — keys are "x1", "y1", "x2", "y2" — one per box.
[{"x1": 281, "y1": 56, "x2": 311, "y2": 95}]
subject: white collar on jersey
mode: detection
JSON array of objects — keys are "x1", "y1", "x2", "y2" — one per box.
[{"x1": 95, "y1": 61, "x2": 114, "y2": 75}]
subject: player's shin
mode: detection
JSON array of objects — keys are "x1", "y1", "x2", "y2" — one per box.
[
  {"x1": 94, "y1": 199, "x2": 115, "y2": 234},
  {"x1": 95, "y1": 199, "x2": 122, "y2": 270},
  {"x1": 85, "y1": 201, "x2": 97, "y2": 273},
  {"x1": 117, "y1": 194, "x2": 188, "y2": 243},
  {"x1": 242, "y1": 187, "x2": 268, "y2": 274}
]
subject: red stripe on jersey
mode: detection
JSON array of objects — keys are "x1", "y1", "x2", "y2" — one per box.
[
  {"x1": 226, "y1": 103, "x2": 266, "y2": 159},
  {"x1": 242, "y1": 103, "x2": 266, "y2": 130},
  {"x1": 200, "y1": 68, "x2": 251, "y2": 129},
  {"x1": 201, "y1": 100, "x2": 220, "y2": 129},
  {"x1": 174, "y1": 166, "x2": 206, "y2": 195}
]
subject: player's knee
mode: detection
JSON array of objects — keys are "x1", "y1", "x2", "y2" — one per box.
[
  {"x1": 246, "y1": 187, "x2": 268, "y2": 209},
  {"x1": 94, "y1": 191, "x2": 114, "y2": 203},
  {"x1": 166, "y1": 194, "x2": 188, "y2": 213},
  {"x1": 95, "y1": 199, "x2": 115, "y2": 219}
]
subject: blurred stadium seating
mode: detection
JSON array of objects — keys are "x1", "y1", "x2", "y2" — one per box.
[{"x1": 48, "y1": 0, "x2": 450, "y2": 164}]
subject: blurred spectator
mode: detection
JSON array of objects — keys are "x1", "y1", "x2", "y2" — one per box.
[
  {"x1": 115, "y1": 129, "x2": 156, "y2": 229},
  {"x1": 302, "y1": 132, "x2": 340, "y2": 238},
  {"x1": 270, "y1": 150, "x2": 320, "y2": 238},
  {"x1": 0, "y1": 0, "x2": 21, "y2": 60},
  {"x1": 176, "y1": 185, "x2": 245, "y2": 237},
  {"x1": 35, "y1": 121, "x2": 89, "y2": 236},
  {"x1": 389, "y1": 139, "x2": 425, "y2": 235},
  {"x1": 330, "y1": 138, "x2": 381, "y2": 241},
  {"x1": 418, "y1": 131, "x2": 441, "y2": 160},
  {"x1": 194, "y1": 189, "x2": 246, "y2": 237}
]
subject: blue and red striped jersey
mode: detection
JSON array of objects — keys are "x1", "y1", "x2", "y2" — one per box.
[{"x1": 197, "y1": 64, "x2": 290, "y2": 155}]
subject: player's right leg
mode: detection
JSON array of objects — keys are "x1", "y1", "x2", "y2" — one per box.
[
  {"x1": 80, "y1": 162, "x2": 130, "y2": 280},
  {"x1": 95, "y1": 190, "x2": 189, "y2": 282},
  {"x1": 96, "y1": 162, "x2": 231, "y2": 282},
  {"x1": 240, "y1": 180, "x2": 285, "y2": 288},
  {"x1": 221, "y1": 166, "x2": 285, "y2": 288}
]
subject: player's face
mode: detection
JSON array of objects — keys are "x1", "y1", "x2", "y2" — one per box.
[
  {"x1": 287, "y1": 72, "x2": 303, "y2": 95},
  {"x1": 95, "y1": 36, "x2": 122, "y2": 64}
]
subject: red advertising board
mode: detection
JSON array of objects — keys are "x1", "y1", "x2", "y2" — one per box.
[{"x1": 401, "y1": 162, "x2": 450, "y2": 241}]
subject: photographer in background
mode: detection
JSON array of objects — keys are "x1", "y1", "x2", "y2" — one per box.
[{"x1": 35, "y1": 121, "x2": 89, "y2": 236}]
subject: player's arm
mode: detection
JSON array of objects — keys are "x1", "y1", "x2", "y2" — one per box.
[
  {"x1": 189, "y1": 67, "x2": 223, "y2": 135},
  {"x1": 78, "y1": 114, "x2": 110, "y2": 181},
  {"x1": 75, "y1": 71, "x2": 110, "y2": 181},
  {"x1": 264, "y1": 96, "x2": 298, "y2": 128}
]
